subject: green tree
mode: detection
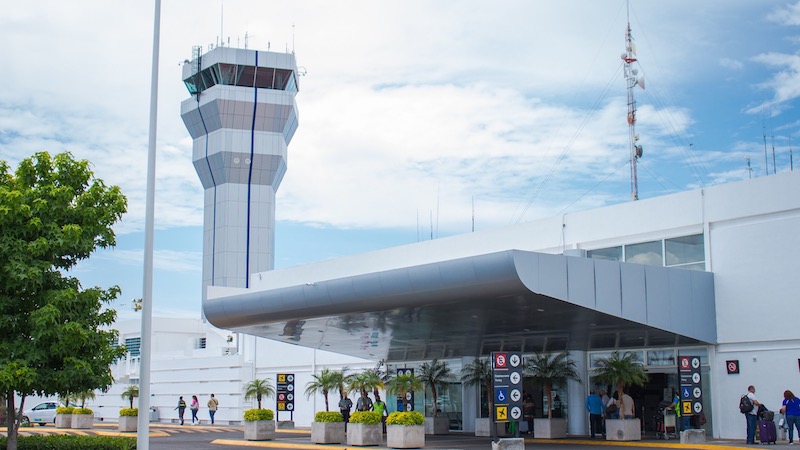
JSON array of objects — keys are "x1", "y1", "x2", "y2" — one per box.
[
  {"x1": 385, "y1": 372, "x2": 423, "y2": 412},
  {"x1": 460, "y1": 358, "x2": 493, "y2": 418},
  {"x1": 591, "y1": 351, "x2": 647, "y2": 420},
  {"x1": 121, "y1": 385, "x2": 140, "y2": 409},
  {"x1": 346, "y1": 370, "x2": 384, "y2": 410},
  {"x1": 305, "y1": 368, "x2": 339, "y2": 411},
  {"x1": 0, "y1": 152, "x2": 127, "y2": 450},
  {"x1": 244, "y1": 378, "x2": 275, "y2": 409},
  {"x1": 417, "y1": 359, "x2": 453, "y2": 417},
  {"x1": 525, "y1": 352, "x2": 580, "y2": 419}
]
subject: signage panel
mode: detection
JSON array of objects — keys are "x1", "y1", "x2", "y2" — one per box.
[{"x1": 492, "y1": 352, "x2": 523, "y2": 423}]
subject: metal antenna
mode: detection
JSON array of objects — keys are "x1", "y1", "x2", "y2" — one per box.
[
  {"x1": 622, "y1": 0, "x2": 644, "y2": 201},
  {"x1": 745, "y1": 157, "x2": 753, "y2": 179},
  {"x1": 763, "y1": 125, "x2": 768, "y2": 176}
]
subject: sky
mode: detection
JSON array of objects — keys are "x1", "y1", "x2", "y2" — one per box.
[{"x1": 2, "y1": 0, "x2": 800, "y2": 321}]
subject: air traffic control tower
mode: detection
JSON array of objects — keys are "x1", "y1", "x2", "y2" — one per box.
[{"x1": 180, "y1": 46, "x2": 299, "y2": 294}]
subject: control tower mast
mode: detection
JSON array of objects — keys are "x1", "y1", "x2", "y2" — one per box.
[{"x1": 180, "y1": 46, "x2": 299, "y2": 296}]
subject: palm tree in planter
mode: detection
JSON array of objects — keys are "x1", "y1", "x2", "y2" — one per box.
[
  {"x1": 525, "y1": 351, "x2": 580, "y2": 439},
  {"x1": 305, "y1": 368, "x2": 339, "y2": 411},
  {"x1": 418, "y1": 359, "x2": 454, "y2": 434},
  {"x1": 243, "y1": 378, "x2": 276, "y2": 441},
  {"x1": 346, "y1": 370, "x2": 384, "y2": 412},
  {"x1": 460, "y1": 358, "x2": 493, "y2": 436},
  {"x1": 119, "y1": 385, "x2": 140, "y2": 432},
  {"x1": 385, "y1": 372, "x2": 424, "y2": 413},
  {"x1": 71, "y1": 390, "x2": 96, "y2": 430},
  {"x1": 592, "y1": 351, "x2": 647, "y2": 441}
]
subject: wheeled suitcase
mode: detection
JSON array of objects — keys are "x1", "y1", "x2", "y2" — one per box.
[{"x1": 759, "y1": 419, "x2": 777, "y2": 444}]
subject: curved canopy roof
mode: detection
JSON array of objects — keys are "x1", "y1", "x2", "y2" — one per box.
[{"x1": 205, "y1": 250, "x2": 716, "y2": 362}]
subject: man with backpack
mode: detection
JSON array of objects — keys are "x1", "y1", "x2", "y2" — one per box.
[{"x1": 741, "y1": 385, "x2": 762, "y2": 445}]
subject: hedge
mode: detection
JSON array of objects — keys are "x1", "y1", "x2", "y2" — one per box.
[
  {"x1": 386, "y1": 411, "x2": 425, "y2": 426},
  {"x1": 0, "y1": 435, "x2": 136, "y2": 449},
  {"x1": 243, "y1": 408, "x2": 274, "y2": 421},
  {"x1": 119, "y1": 408, "x2": 138, "y2": 417},
  {"x1": 349, "y1": 411, "x2": 381, "y2": 425},
  {"x1": 314, "y1": 411, "x2": 344, "y2": 423}
]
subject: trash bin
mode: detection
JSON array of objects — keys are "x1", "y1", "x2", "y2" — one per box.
[{"x1": 149, "y1": 407, "x2": 159, "y2": 423}]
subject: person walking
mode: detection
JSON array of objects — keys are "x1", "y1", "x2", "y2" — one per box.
[
  {"x1": 190, "y1": 395, "x2": 200, "y2": 425},
  {"x1": 586, "y1": 389, "x2": 605, "y2": 438},
  {"x1": 780, "y1": 390, "x2": 800, "y2": 444},
  {"x1": 621, "y1": 392, "x2": 635, "y2": 419},
  {"x1": 669, "y1": 389, "x2": 690, "y2": 431},
  {"x1": 356, "y1": 393, "x2": 373, "y2": 411},
  {"x1": 207, "y1": 394, "x2": 219, "y2": 425},
  {"x1": 743, "y1": 385, "x2": 762, "y2": 445},
  {"x1": 606, "y1": 392, "x2": 620, "y2": 420},
  {"x1": 175, "y1": 396, "x2": 187, "y2": 425}
]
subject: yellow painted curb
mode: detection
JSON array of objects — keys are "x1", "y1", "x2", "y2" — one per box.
[
  {"x1": 211, "y1": 439, "x2": 354, "y2": 449},
  {"x1": 527, "y1": 438, "x2": 751, "y2": 449}
]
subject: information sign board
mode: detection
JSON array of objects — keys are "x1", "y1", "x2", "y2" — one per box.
[
  {"x1": 678, "y1": 355, "x2": 702, "y2": 416},
  {"x1": 276, "y1": 373, "x2": 295, "y2": 413},
  {"x1": 491, "y1": 352, "x2": 523, "y2": 423},
  {"x1": 396, "y1": 368, "x2": 415, "y2": 411}
]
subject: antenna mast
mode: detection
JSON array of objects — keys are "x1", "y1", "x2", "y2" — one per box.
[{"x1": 622, "y1": 0, "x2": 644, "y2": 200}]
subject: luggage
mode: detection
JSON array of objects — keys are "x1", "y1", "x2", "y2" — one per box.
[{"x1": 759, "y1": 419, "x2": 777, "y2": 444}]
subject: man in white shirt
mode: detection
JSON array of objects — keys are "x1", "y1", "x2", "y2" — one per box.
[
  {"x1": 621, "y1": 393, "x2": 635, "y2": 419},
  {"x1": 745, "y1": 385, "x2": 762, "y2": 445}
]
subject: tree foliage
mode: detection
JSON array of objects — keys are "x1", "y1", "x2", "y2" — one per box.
[
  {"x1": 460, "y1": 358, "x2": 493, "y2": 418},
  {"x1": 345, "y1": 370, "x2": 384, "y2": 408},
  {"x1": 0, "y1": 152, "x2": 127, "y2": 449},
  {"x1": 243, "y1": 378, "x2": 275, "y2": 409},
  {"x1": 591, "y1": 351, "x2": 647, "y2": 420},
  {"x1": 417, "y1": 359, "x2": 453, "y2": 417},
  {"x1": 385, "y1": 372, "x2": 422, "y2": 413},
  {"x1": 525, "y1": 351, "x2": 580, "y2": 419},
  {"x1": 121, "y1": 385, "x2": 139, "y2": 410},
  {"x1": 305, "y1": 368, "x2": 339, "y2": 411}
]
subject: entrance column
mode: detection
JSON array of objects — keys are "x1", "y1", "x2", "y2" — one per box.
[
  {"x1": 461, "y1": 356, "x2": 478, "y2": 432},
  {"x1": 567, "y1": 350, "x2": 587, "y2": 436}
]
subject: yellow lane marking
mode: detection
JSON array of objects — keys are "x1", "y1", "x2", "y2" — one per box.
[
  {"x1": 526, "y1": 438, "x2": 751, "y2": 449},
  {"x1": 211, "y1": 440, "x2": 352, "y2": 449}
]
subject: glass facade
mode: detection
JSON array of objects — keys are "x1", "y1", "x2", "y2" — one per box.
[
  {"x1": 587, "y1": 233, "x2": 705, "y2": 271},
  {"x1": 184, "y1": 63, "x2": 297, "y2": 95},
  {"x1": 124, "y1": 337, "x2": 141, "y2": 358}
]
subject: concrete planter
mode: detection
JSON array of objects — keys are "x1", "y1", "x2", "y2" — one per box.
[
  {"x1": 55, "y1": 414, "x2": 71, "y2": 429},
  {"x1": 475, "y1": 418, "x2": 492, "y2": 437},
  {"x1": 311, "y1": 421, "x2": 345, "y2": 444},
  {"x1": 71, "y1": 414, "x2": 93, "y2": 429},
  {"x1": 605, "y1": 419, "x2": 641, "y2": 441},
  {"x1": 491, "y1": 437, "x2": 525, "y2": 450},
  {"x1": 119, "y1": 415, "x2": 137, "y2": 432},
  {"x1": 387, "y1": 424, "x2": 425, "y2": 448},
  {"x1": 346, "y1": 422, "x2": 383, "y2": 446},
  {"x1": 532, "y1": 418, "x2": 567, "y2": 439},
  {"x1": 424, "y1": 416, "x2": 449, "y2": 435},
  {"x1": 244, "y1": 420, "x2": 276, "y2": 441}
]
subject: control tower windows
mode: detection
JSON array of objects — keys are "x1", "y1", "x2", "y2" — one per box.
[{"x1": 184, "y1": 63, "x2": 297, "y2": 95}]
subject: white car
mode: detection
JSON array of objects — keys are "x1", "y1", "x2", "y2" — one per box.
[{"x1": 22, "y1": 401, "x2": 59, "y2": 426}]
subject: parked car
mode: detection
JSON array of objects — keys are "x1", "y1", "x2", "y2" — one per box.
[{"x1": 22, "y1": 401, "x2": 59, "y2": 426}]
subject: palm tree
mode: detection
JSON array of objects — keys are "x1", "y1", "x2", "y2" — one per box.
[
  {"x1": 385, "y1": 372, "x2": 424, "y2": 412},
  {"x1": 346, "y1": 370, "x2": 384, "y2": 410},
  {"x1": 120, "y1": 385, "x2": 139, "y2": 409},
  {"x1": 305, "y1": 368, "x2": 339, "y2": 411},
  {"x1": 460, "y1": 358, "x2": 493, "y2": 418},
  {"x1": 525, "y1": 352, "x2": 580, "y2": 419},
  {"x1": 417, "y1": 359, "x2": 453, "y2": 417},
  {"x1": 76, "y1": 390, "x2": 96, "y2": 408},
  {"x1": 333, "y1": 367, "x2": 349, "y2": 400},
  {"x1": 244, "y1": 378, "x2": 275, "y2": 409},
  {"x1": 592, "y1": 351, "x2": 647, "y2": 420}
]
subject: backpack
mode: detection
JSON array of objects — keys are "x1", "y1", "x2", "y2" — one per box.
[{"x1": 740, "y1": 394, "x2": 754, "y2": 414}]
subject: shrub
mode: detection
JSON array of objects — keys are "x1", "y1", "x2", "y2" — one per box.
[
  {"x1": 119, "y1": 408, "x2": 138, "y2": 417},
  {"x1": 314, "y1": 411, "x2": 344, "y2": 423},
  {"x1": 72, "y1": 407, "x2": 93, "y2": 415},
  {"x1": 349, "y1": 411, "x2": 381, "y2": 425},
  {"x1": 386, "y1": 411, "x2": 425, "y2": 426},
  {"x1": 243, "y1": 408, "x2": 274, "y2": 421},
  {"x1": 0, "y1": 434, "x2": 136, "y2": 449},
  {"x1": 56, "y1": 406, "x2": 75, "y2": 415}
]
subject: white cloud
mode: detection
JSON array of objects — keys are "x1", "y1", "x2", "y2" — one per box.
[
  {"x1": 719, "y1": 58, "x2": 744, "y2": 70},
  {"x1": 767, "y1": 1, "x2": 800, "y2": 26}
]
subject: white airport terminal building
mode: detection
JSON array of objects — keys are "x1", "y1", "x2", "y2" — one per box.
[{"x1": 95, "y1": 45, "x2": 800, "y2": 441}]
